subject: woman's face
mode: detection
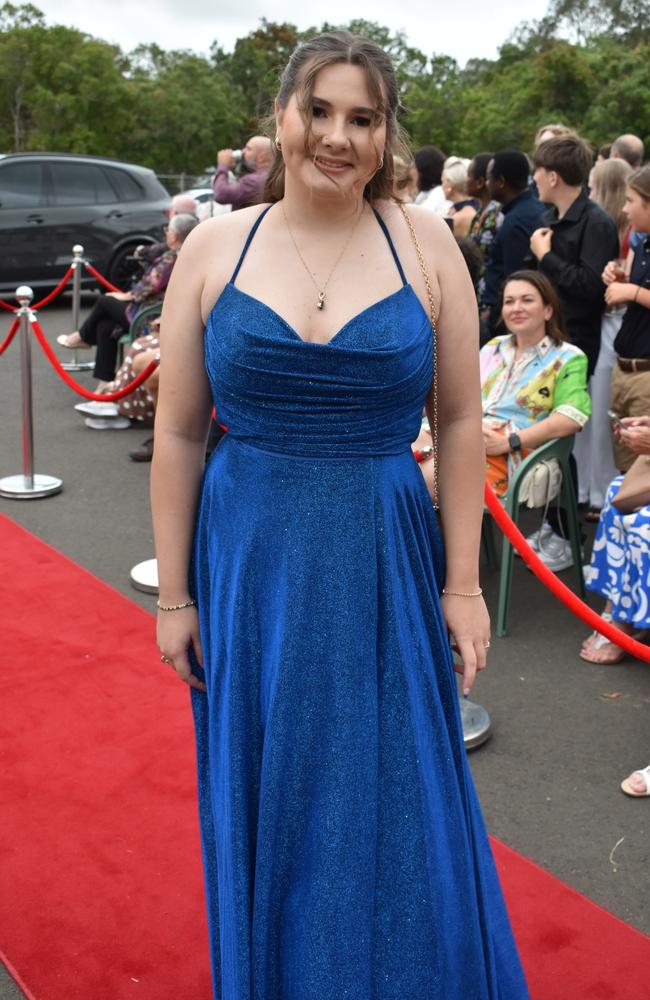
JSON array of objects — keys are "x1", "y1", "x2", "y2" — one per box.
[
  {"x1": 502, "y1": 280, "x2": 552, "y2": 339},
  {"x1": 276, "y1": 61, "x2": 386, "y2": 201},
  {"x1": 623, "y1": 186, "x2": 650, "y2": 230}
]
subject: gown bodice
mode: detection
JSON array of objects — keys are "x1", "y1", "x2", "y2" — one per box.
[{"x1": 204, "y1": 205, "x2": 434, "y2": 458}]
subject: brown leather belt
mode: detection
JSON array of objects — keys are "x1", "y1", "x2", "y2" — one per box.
[{"x1": 617, "y1": 357, "x2": 650, "y2": 373}]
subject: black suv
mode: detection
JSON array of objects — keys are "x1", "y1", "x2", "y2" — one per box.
[{"x1": 0, "y1": 153, "x2": 170, "y2": 292}]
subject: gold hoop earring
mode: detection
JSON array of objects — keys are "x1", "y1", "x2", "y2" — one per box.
[
  {"x1": 378, "y1": 155, "x2": 384, "y2": 170},
  {"x1": 275, "y1": 134, "x2": 282, "y2": 151}
]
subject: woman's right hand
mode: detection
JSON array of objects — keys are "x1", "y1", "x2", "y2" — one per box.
[{"x1": 157, "y1": 607, "x2": 206, "y2": 692}]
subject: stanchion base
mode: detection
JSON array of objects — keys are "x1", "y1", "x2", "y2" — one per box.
[
  {"x1": 130, "y1": 558, "x2": 159, "y2": 594},
  {"x1": 461, "y1": 697, "x2": 492, "y2": 751},
  {"x1": 0, "y1": 473, "x2": 63, "y2": 499},
  {"x1": 60, "y1": 359, "x2": 95, "y2": 372}
]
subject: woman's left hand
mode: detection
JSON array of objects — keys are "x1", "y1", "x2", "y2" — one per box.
[
  {"x1": 441, "y1": 594, "x2": 491, "y2": 697},
  {"x1": 605, "y1": 282, "x2": 635, "y2": 307},
  {"x1": 482, "y1": 424, "x2": 509, "y2": 455},
  {"x1": 107, "y1": 291, "x2": 133, "y2": 302}
]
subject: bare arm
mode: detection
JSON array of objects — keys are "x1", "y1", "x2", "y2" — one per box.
[
  {"x1": 406, "y1": 206, "x2": 490, "y2": 694},
  {"x1": 150, "y1": 220, "x2": 225, "y2": 690},
  {"x1": 518, "y1": 412, "x2": 580, "y2": 450}
]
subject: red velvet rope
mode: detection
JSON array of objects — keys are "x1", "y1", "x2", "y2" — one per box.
[
  {"x1": 30, "y1": 318, "x2": 158, "y2": 401},
  {"x1": 484, "y1": 482, "x2": 650, "y2": 662},
  {"x1": 0, "y1": 318, "x2": 19, "y2": 355},
  {"x1": 84, "y1": 262, "x2": 122, "y2": 293},
  {"x1": 32, "y1": 267, "x2": 75, "y2": 309},
  {"x1": 0, "y1": 266, "x2": 75, "y2": 313}
]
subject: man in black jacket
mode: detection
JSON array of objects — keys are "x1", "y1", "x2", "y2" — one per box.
[
  {"x1": 530, "y1": 134, "x2": 619, "y2": 376},
  {"x1": 481, "y1": 150, "x2": 545, "y2": 335}
]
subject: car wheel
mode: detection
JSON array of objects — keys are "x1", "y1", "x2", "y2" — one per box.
[{"x1": 107, "y1": 243, "x2": 150, "y2": 291}]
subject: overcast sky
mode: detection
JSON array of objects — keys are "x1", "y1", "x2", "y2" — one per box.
[{"x1": 31, "y1": 0, "x2": 552, "y2": 67}]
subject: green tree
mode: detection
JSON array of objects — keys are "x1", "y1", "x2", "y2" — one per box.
[{"x1": 127, "y1": 49, "x2": 249, "y2": 173}]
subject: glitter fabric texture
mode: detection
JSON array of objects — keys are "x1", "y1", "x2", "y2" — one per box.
[{"x1": 189, "y1": 208, "x2": 530, "y2": 999}]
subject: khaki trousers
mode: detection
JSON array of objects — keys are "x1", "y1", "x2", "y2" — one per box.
[{"x1": 610, "y1": 362, "x2": 650, "y2": 471}]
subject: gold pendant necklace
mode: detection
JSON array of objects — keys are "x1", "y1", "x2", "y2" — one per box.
[{"x1": 281, "y1": 202, "x2": 364, "y2": 310}]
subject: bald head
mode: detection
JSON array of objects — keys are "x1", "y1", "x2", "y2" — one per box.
[
  {"x1": 611, "y1": 134, "x2": 645, "y2": 168},
  {"x1": 244, "y1": 136, "x2": 273, "y2": 171},
  {"x1": 170, "y1": 194, "x2": 198, "y2": 216}
]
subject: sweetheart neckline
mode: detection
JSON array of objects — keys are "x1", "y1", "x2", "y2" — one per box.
[{"x1": 208, "y1": 282, "x2": 429, "y2": 348}]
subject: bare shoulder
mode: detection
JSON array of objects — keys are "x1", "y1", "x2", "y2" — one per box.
[
  {"x1": 182, "y1": 203, "x2": 271, "y2": 260},
  {"x1": 174, "y1": 204, "x2": 272, "y2": 321},
  {"x1": 375, "y1": 200, "x2": 461, "y2": 266},
  {"x1": 400, "y1": 203, "x2": 460, "y2": 259}
]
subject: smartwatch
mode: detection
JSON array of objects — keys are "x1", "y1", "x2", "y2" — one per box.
[{"x1": 508, "y1": 432, "x2": 522, "y2": 452}]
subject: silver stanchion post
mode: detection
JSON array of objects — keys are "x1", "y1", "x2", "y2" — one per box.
[
  {"x1": 0, "y1": 286, "x2": 63, "y2": 499},
  {"x1": 461, "y1": 696, "x2": 492, "y2": 750},
  {"x1": 61, "y1": 244, "x2": 94, "y2": 373}
]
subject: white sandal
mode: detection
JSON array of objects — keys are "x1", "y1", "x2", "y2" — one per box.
[
  {"x1": 581, "y1": 611, "x2": 613, "y2": 647},
  {"x1": 621, "y1": 764, "x2": 650, "y2": 797}
]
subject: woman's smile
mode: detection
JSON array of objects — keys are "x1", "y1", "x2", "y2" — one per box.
[{"x1": 314, "y1": 155, "x2": 354, "y2": 174}]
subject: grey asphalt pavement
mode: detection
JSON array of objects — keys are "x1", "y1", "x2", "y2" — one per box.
[{"x1": 1, "y1": 296, "x2": 648, "y2": 997}]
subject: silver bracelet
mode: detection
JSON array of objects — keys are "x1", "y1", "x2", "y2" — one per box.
[
  {"x1": 156, "y1": 598, "x2": 197, "y2": 612},
  {"x1": 442, "y1": 587, "x2": 483, "y2": 598}
]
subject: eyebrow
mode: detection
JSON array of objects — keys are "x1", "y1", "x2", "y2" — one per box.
[{"x1": 312, "y1": 96, "x2": 378, "y2": 116}]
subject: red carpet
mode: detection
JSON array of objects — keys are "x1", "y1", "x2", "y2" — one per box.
[{"x1": 0, "y1": 513, "x2": 648, "y2": 1000}]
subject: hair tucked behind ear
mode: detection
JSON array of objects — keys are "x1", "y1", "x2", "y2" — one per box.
[{"x1": 262, "y1": 30, "x2": 411, "y2": 204}]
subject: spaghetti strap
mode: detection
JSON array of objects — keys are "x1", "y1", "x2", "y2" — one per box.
[
  {"x1": 230, "y1": 205, "x2": 273, "y2": 285},
  {"x1": 373, "y1": 209, "x2": 408, "y2": 286}
]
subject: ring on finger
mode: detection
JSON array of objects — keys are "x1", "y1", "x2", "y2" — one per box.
[{"x1": 160, "y1": 654, "x2": 173, "y2": 664}]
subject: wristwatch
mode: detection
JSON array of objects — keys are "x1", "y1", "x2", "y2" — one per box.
[{"x1": 508, "y1": 432, "x2": 522, "y2": 452}]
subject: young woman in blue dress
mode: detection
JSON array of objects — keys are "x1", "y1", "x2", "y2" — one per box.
[{"x1": 151, "y1": 30, "x2": 528, "y2": 999}]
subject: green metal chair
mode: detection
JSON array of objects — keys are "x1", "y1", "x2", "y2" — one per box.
[
  {"x1": 482, "y1": 435, "x2": 585, "y2": 637},
  {"x1": 116, "y1": 302, "x2": 162, "y2": 366}
]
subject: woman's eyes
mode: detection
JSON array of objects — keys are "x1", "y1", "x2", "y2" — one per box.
[{"x1": 311, "y1": 106, "x2": 372, "y2": 127}]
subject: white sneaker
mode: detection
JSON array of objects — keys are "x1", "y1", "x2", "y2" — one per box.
[
  {"x1": 75, "y1": 401, "x2": 120, "y2": 417},
  {"x1": 536, "y1": 529, "x2": 574, "y2": 572},
  {"x1": 515, "y1": 521, "x2": 553, "y2": 558},
  {"x1": 84, "y1": 416, "x2": 131, "y2": 430}
]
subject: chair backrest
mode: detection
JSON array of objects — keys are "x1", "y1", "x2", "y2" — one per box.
[{"x1": 128, "y1": 302, "x2": 162, "y2": 342}]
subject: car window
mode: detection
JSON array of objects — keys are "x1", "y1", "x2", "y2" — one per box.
[
  {"x1": 49, "y1": 162, "x2": 116, "y2": 206},
  {"x1": 103, "y1": 167, "x2": 145, "y2": 202},
  {"x1": 0, "y1": 162, "x2": 45, "y2": 208}
]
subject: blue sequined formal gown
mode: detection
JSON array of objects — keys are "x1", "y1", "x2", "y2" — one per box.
[{"x1": 190, "y1": 206, "x2": 530, "y2": 1000}]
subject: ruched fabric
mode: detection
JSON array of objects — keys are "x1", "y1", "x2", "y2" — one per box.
[{"x1": 189, "y1": 208, "x2": 530, "y2": 999}]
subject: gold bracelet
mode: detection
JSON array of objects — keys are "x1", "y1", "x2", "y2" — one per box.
[
  {"x1": 442, "y1": 587, "x2": 483, "y2": 598},
  {"x1": 156, "y1": 598, "x2": 197, "y2": 612}
]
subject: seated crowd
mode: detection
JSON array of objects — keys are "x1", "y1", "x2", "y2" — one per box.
[{"x1": 58, "y1": 128, "x2": 650, "y2": 795}]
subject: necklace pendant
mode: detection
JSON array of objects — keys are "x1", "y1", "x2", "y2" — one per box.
[{"x1": 317, "y1": 292, "x2": 325, "y2": 310}]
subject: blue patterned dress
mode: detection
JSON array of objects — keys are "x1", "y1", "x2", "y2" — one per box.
[
  {"x1": 189, "y1": 205, "x2": 530, "y2": 999},
  {"x1": 586, "y1": 475, "x2": 650, "y2": 626}
]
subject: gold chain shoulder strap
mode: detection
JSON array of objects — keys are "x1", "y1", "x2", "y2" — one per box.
[{"x1": 398, "y1": 201, "x2": 440, "y2": 509}]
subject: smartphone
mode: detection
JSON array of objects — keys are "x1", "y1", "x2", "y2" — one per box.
[{"x1": 607, "y1": 409, "x2": 623, "y2": 428}]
